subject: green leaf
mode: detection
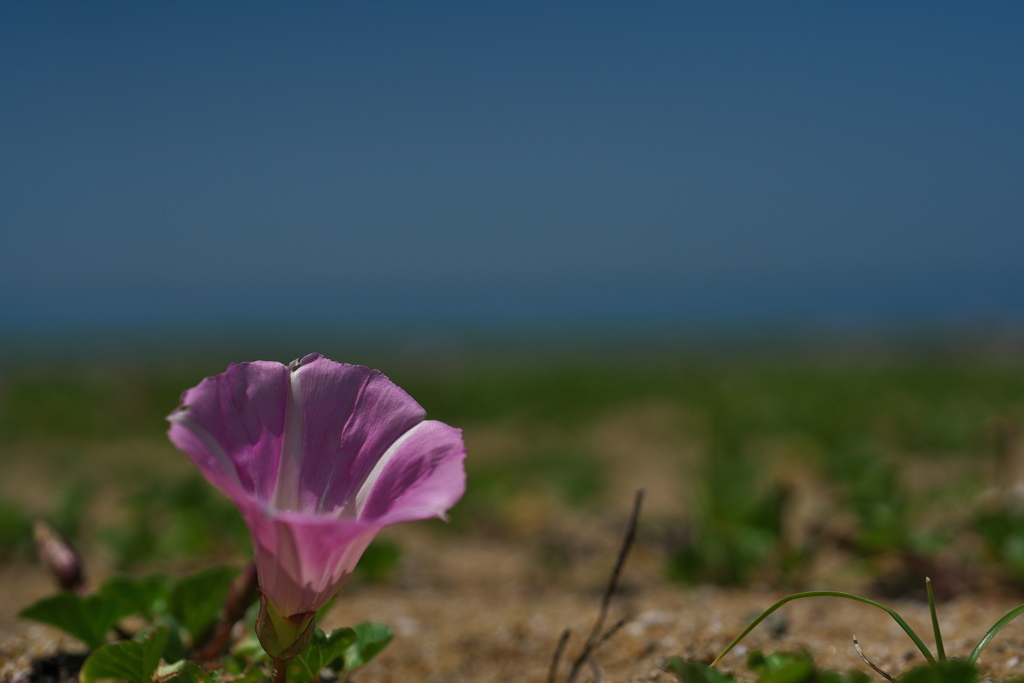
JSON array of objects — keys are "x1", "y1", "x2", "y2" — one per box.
[
  {"x1": 340, "y1": 622, "x2": 393, "y2": 671},
  {"x1": 669, "y1": 649, "x2": 878, "y2": 683},
  {"x1": 169, "y1": 566, "x2": 238, "y2": 644},
  {"x1": 821, "y1": 672, "x2": 871, "y2": 683},
  {"x1": 220, "y1": 665, "x2": 269, "y2": 683},
  {"x1": 219, "y1": 651, "x2": 268, "y2": 682},
  {"x1": 99, "y1": 574, "x2": 173, "y2": 620},
  {"x1": 153, "y1": 659, "x2": 215, "y2": 683},
  {"x1": 18, "y1": 593, "x2": 134, "y2": 650},
  {"x1": 315, "y1": 627, "x2": 358, "y2": 670},
  {"x1": 80, "y1": 626, "x2": 169, "y2": 683},
  {"x1": 290, "y1": 628, "x2": 358, "y2": 683},
  {"x1": 898, "y1": 660, "x2": 980, "y2": 683},
  {"x1": 138, "y1": 619, "x2": 189, "y2": 665},
  {"x1": 747, "y1": 651, "x2": 816, "y2": 683},
  {"x1": 665, "y1": 658, "x2": 739, "y2": 683}
]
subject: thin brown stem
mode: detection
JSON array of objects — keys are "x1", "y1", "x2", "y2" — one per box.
[
  {"x1": 565, "y1": 489, "x2": 644, "y2": 683},
  {"x1": 547, "y1": 629, "x2": 571, "y2": 683},
  {"x1": 590, "y1": 617, "x2": 628, "y2": 652},
  {"x1": 193, "y1": 561, "x2": 259, "y2": 663}
]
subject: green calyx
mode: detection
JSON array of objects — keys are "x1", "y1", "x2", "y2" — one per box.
[{"x1": 255, "y1": 591, "x2": 317, "y2": 661}]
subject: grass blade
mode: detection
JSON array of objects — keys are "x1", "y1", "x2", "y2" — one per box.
[
  {"x1": 709, "y1": 591, "x2": 935, "y2": 667},
  {"x1": 967, "y1": 602, "x2": 1024, "y2": 664},
  {"x1": 926, "y1": 578, "x2": 946, "y2": 663}
]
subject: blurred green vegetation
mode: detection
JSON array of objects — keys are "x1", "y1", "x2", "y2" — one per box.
[
  {"x1": 668, "y1": 650, "x2": 988, "y2": 683},
  {"x1": 2, "y1": 355, "x2": 1022, "y2": 451},
  {"x1": 1, "y1": 351, "x2": 1023, "y2": 588},
  {"x1": 455, "y1": 442, "x2": 606, "y2": 530},
  {"x1": 406, "y1": 358, "x2": 1024, "y2": 454},
  {"x1": 666, "y1": 408, "x2": 796, "y2": 586},
  {"x1": 99, "y1": 474, "x2": 251, "y2": 569},
  {"x1": 667, "y1": 649, "x2": 874, "y2": 683},
  {"x1": 0, "y1": 501, "x2": 33, "y2": 560}
]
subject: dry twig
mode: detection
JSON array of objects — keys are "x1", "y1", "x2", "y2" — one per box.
[
  {"x1": 554, "y1": 489, "x2": 644, "y2": 683},
  {"x1": 547, "y1": 629, "x2": 572, "y2": 683},
  {"x1": 853, "y1": 636, "x2": 894, "y2": 682}
]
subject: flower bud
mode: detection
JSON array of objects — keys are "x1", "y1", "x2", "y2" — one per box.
[
  {"x1": 33, "y1": 520, "x2": 84, "y2": 593},
  {"x1": 255, "y1": 591, "x2": 316, "y2": 661}
]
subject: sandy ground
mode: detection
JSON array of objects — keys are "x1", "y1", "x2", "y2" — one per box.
[
  {"x1": 5, "y1": 512, "x2": 1024, "y2": 683},
  {"x1": 2, "y1": 404, "x2": 1022, "y2": 682}
]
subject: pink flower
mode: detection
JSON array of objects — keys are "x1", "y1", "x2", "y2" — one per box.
[{"x1": 166, "y1": 353, "x2": 466, "y2": 620}]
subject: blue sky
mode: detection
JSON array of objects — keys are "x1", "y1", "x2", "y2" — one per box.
[{"x1": 2, "y1": 2, "x2": 1022, "y2": 334}]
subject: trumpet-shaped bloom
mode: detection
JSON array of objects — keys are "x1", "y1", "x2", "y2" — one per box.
[{"x1": 167, "y1": 353, "x2": 466, "y2": 618}]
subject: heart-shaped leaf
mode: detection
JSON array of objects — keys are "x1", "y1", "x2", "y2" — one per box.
[
  {"x1": 169, "y1": 566, "x2": 238, "y2": 644},
  {"x1": 290, "y1": 628, "x2": 357, "y2": 683},
  {"x1": 80, "y1": 627, "x2": 169, "y2": 683},
  {"x1": 19, "y1": 593, "x2": 134, "y2": 650},
  {"x1": 99, "y1": 574, "x2": 173, "y2": 620},
  {"x1": 339, "y1": 622, "x2": 393, "y2": 672},
  {"x1": 153, "y1": 659, "x2": 216, "y2": 683}
]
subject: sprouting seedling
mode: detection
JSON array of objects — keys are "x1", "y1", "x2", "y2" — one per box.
[{"x1": 710, "y1": 575, "x2": 1024, "y2": 676}]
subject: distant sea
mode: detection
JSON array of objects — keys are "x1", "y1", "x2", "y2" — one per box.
[{"x1": 3, "y1": 269, "x2": 1022, "y2": 362}]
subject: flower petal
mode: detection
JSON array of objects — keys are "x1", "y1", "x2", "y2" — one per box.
[
  {"x1": 167, "y1": 361, "x2": 290, "y2": 504},
  {"x1": 289, "y1": 356, "x2": 426, "y2": 514},
  {"x1": 238, "y1": 499, "x2": 378, "y2": 616},
  {"x1": 356, "y1": 420, "x2": 467, "y2": 525}
]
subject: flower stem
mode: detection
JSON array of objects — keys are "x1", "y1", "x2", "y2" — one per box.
[{"x1": 273, "y1": 658, "x2": 287, "y2": 683}]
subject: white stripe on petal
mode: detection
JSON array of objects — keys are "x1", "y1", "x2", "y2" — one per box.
[
  {"x1": 350, "y1": 421, "x2": 427, "y2": 519},
  {"x1": 272, "y1": 362, "x2": 306, "y2": 512},
  {"x1": 167, "y1": 410, "x2": 242, "y2": 488}
]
